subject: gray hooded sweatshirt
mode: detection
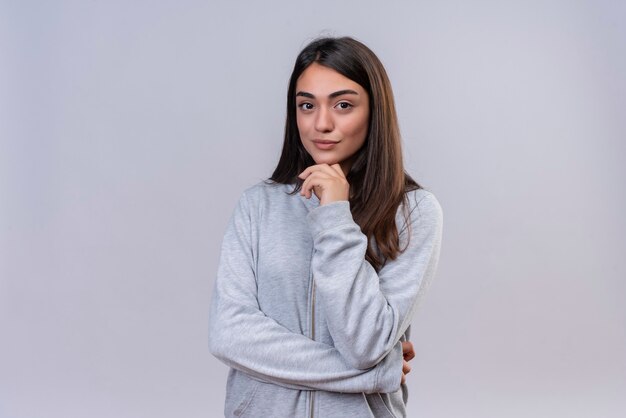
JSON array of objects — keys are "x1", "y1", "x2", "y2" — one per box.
[{"x1": 209, "y1": 181, "x2": 443, "y2": 418}]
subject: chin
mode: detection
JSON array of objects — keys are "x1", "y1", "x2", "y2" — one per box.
[{"x1": 311, "y1": 156, "x2": 340, "y2": 166}]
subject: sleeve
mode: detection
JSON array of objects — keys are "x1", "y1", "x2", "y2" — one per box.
[
  {"x1": 208, "y1": 191, "x2": 403, "y2": 394},
  {"x1": 306, "y1": 191, "x2": 443, "y2": 370}
]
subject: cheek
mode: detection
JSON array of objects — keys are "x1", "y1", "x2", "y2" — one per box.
[
  {"x1": 345, "y1": 113, "x2": 369, "y2": 142},
  {"x1": 296, "y1": 114, "x2": 309, "y2": 136}
]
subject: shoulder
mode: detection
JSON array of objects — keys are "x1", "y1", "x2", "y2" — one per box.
[
  {"x1": 235, "y1": 180, "x2": 295, "y2": 212},
  {"x1": 402, "y1": 188, "x2": 443, "y2": 228},
  {"x1": 240, "y1": 180, "x2": 290, "y2": 200}
]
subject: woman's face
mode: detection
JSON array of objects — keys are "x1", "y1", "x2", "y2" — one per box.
[{"x1": 295, "y1": 63, "x2": 370, "y2": 174}]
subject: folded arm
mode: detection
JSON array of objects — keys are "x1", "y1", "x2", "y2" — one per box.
[
  {"x1": 307, "y1": 191, "x2": 443, "y2": 369},
  {"x1": 208, "y1": 193, "x2": 403, "y2": 393}
]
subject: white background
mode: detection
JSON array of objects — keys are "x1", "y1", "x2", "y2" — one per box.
[{"x1": 1, "y1": 1, "x2": 624, "y2": 417}]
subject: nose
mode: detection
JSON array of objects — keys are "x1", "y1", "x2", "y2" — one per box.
[{"x1": 314, "y1": 107, "x2": 334, "y2": 133}]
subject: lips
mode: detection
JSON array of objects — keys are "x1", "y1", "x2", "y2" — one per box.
[{"x1": 311, "y1": 139, "x2": 339, "y2": 150}]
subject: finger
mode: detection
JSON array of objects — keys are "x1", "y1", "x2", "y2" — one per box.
[
  {"x1": 402, "y1": 360, "x2": 411, "y2": 375},
  {"x1": 301, "y1": 171, "x2": 330, "y2": 196},
  {"x1": 298, "y1": 165, "x2": 327, "y2": 180},
  {"x1": 301, "y1": 171, "x2": 332, "y2": 199},
  {"x1": 298, "y1": 167, "x2": 311, "y2": 180},
  {"x1": 402, "y1": 341, "x2": 415, "y2": 361},
  {"x1": 299, "y1": 164, "x2": 343, "y2": 180},
  {"x1": 316, "y1": 163, "x2": 344, "y2": 178},
  {"x1": 401, "y1": 373, "x2": 406, "y2": 385},
  {"x1": 300, "y1": 171, "x2": 318, "y2": 197},
  {"x1": 302, "y1": 165, "x2": 347, "y2": 198}
]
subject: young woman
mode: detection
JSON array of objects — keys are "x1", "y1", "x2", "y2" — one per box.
[{"x1": 209, "y1": 36, "x2": 443, "y2": 418}]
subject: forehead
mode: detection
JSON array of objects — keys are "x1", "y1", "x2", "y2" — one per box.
[{"x1": 296, "y1": 63, "x2": 364, "y2": 95}]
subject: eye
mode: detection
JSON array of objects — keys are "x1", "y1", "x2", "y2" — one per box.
[
  {"x1": 335, "y1": 102, "x2": 353, "y2": 110},
  {"x1": 298, "y1": 102, "x2": 314, "y2": 111}
]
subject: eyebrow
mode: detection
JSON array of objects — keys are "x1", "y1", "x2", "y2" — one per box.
[{"x1": 296, "y1": 89, "x2": 359, "y2": 99}]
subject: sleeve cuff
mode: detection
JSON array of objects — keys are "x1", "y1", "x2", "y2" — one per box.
[
  {"x1": 306, "y1": 200, "x2": 356, "y2": 238},
  {"x1": 373, "y1": 341, "x2": 403, "y2": 393}
]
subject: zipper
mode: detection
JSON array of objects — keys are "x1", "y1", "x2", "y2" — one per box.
[
  {"x1": 309, "y1": 276, "x2": 316, "y2": 418},
  {"x1": 311, "y1": 278, "x2": 316, "y2": 340}
]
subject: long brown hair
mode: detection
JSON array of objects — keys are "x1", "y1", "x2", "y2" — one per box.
[{"x1": 270, "y1": 36, "x2": 420, "y2": 271}]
